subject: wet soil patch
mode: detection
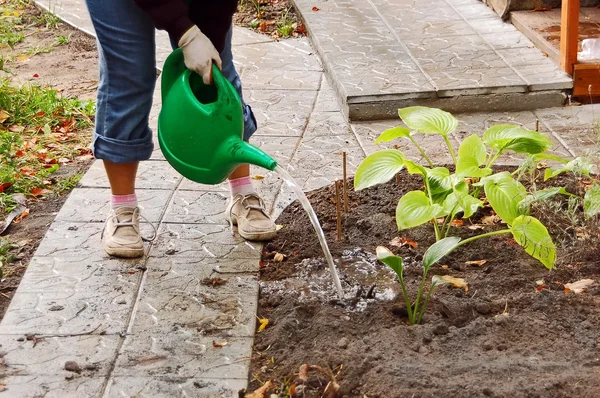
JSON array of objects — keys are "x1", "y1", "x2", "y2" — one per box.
[{"x1": 249, "y1": 168, "x2": 600, "y2": 397}]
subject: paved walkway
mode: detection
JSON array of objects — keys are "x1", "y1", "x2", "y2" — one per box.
[
  {"x1": 292, "y1": 0, "x2": 573, "y2": 119},
  {"x1": 0, "y1": 0, "x2": 598, "y2": 397}
]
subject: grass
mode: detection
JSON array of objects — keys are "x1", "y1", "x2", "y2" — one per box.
[
  {"x1": 55, "y1": 34, "x2": 70, "y2": 45},
  {"x1": 276, "y1": 7, "x2": 295, "y2": 38},
  {"x1": 0, "y1": 2, "x2": 26, "y2": 48},
  {"x1": 0, "y1": 78, "x2": 95, "y2": 212},
  {"x1": 36, "y1": 9, "x2": 61, "y2": 29}
]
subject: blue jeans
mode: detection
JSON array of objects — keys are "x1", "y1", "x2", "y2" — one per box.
[{"x1": 85, "y1": 0, "x2": 257, "y2": 163}]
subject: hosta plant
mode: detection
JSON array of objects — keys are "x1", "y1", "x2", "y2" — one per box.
[{"x1": 355, "y1": 106, "x2": 563, "y2": 269}]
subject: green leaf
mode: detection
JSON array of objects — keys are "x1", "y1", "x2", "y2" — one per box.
[
  {"x1": 584, "y1": 183, "x2": 600, "y2": 218},
  {"x1": 375, "y1": 126, "x2": 411, "y2": 144},
  {"x1": 427, "y1": 167, "x2": 457, "y2": 205},
  {"x1": 427, "y1": 167, "x2": 461, "y2": 191},
  {"x1": 511, "y1": 216, "x2": 556, "y2": 269},
  {"x1": 456, "y1": 135, "x2": 492, "y2": 177},
  {"x1": 423, "y1": 236, "x2": 461, "y2": 271},
  {"x1": 484, "y1": 174, "x2": 527, "y2": 225},
  {"x1": 455, "y1": 189, "x2": 484, "y2": 219},
  {"x1": 476, "y1": 171, "x2": 512, "y2": 186},
  {"x1": 518, "y1": 187, "x2": 574, "y2": 213},
  {"x1": 458, "y1": 135, "x2": 487, "y2": 165},
  {"x1": 483, "y1": 125, "x2": 553, "y2": 155},
  {"x1": 354, "y1": 149, "x2": 405, "y2": 191},
  {"x1": 531, "y1": 152, "x2": 569, "y2": 165},
  {"x1": 396, "y1": 191, "x2": 444, "y2": 230},
  {"x1": 442, "y1": 183, "x2": 483, "y2": 219},
  {"x1": 398, "y1": 106, "x2": 458, "y2": 136},
  {"x1": 544, "y1": 157, "x2": 594, "y2": 181},
  {"x1": 403, "y1": 159, "x2": 428, "y2": 176},
  {"x1": 376, "y1": 246, "x2": 403, "y2": 278}
]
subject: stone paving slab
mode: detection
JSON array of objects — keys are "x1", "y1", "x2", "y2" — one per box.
[
  {"x1": 105, "y1": 377, "x2": 247, "y2": 397},
  {"x1": 1, "y1": 335, "x2": 119, "y2": 376},
  {"x1": 291, "y1": 0, "x2": 572, "y2": 119},
  {"x1": 0, "y1": 376, "x2": 105, "y2": 398}
]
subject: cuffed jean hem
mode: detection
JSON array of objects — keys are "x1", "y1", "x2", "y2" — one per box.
[
  {"x1": 92, "y1": 133, "x2": 154, "y2": 164},
  {"x1": 243, "y1": 104, "x2": 257, "y2": 141}
]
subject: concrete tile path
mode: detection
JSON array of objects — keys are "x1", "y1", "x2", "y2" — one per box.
[
  {"x1": 0, "y1": 0, "x2": 598, "y2": 397},
  {"x1": 291, "y1": 0, "x2": 573, "y2": 119}
]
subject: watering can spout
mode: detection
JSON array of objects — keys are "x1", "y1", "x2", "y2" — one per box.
[{"x1": 224, "y1": 139, "x2": 278, "y2": 172}]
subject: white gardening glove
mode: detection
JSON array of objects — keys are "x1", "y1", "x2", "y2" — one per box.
[{"x1": 178, "y1": 25, "x2": 223, "y2": 85}]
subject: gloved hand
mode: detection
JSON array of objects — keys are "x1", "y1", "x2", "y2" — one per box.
[{"x1": 178, "y1": 25, "x2": 222, "y2": 85}]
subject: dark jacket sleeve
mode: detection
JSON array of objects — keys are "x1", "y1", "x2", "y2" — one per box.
[{"x1": 133, "y1": 0, "x2": 194, "y2": 44}]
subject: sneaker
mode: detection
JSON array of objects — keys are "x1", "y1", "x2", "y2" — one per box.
[
  {"x1": 227, "y1": 193, "x2": 277, "y2": 241},
  {"x1": 102, "y1": 206, "x2": 145, "y2": 258}
]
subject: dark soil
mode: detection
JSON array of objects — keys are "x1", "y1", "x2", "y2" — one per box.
[
  {"x1": 249, "y1": 169, "x2": 600, "y2": 397},
  {"x1": 233, "y1": 0, "x2": 306, "y2": 38}
]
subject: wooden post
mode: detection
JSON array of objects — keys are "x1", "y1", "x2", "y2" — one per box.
[
  {"x1": 342, "y1": 152, "x2": 349, "y2": 212},
  {"x1": 560, "y1": 0, "x2": 580, "y2": 75}
]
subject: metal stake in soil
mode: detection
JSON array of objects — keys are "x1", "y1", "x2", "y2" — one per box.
[{"x1": 335, "y1": 180, "x2": 342, "y2": 241}]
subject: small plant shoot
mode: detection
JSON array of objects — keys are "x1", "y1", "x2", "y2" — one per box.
[{"x1": 377, "y1": 237, "x2": 462, "y2": 325}]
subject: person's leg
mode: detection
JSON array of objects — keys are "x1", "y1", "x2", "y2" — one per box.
[
  {"x1": 85, "y1": 0, "x2": 157, "y2": 257},
  {"x1": 220, "y1": 27, "x2": 275, "y2": 241}
]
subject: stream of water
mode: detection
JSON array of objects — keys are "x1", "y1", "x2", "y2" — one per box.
[{"x1": 275, "y1": 165, "x2": 345, "y2": 298}]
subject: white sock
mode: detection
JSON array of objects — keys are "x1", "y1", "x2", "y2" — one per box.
[
  {"x1": 111, "y1": 193, "x2": 138, "y2": 210},
  {"x1": 229, "y1": 176, "x2": 255, "y2": 197}
]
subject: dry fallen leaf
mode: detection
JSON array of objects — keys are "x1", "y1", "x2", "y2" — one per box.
[
  {"x1": 0, "y1": 109, "x2": 9, "y2": 123},
  {"x1": 275, "y1": 224, "x2": 284, "y2": 231},
  {"x1": 257, "y1": 316, "x2": 269, "y2": 332},
  {"x1": 29, "y1": 187, "x2": 44, "y2": 197},
  {"x1": 273, "y1": 252, "x2": 286, "y2": 262},
  {"x1": 212, "y1": 340, "x2": 228, "y2": 348},
  {"x1": 535, "y1": 279, "x2": 545, "y2": 286},
  {"x1": 433, "y1": 275, "x2": 468, "y2": 293},
  {"x1": 389, "y1": 236, "x2": 418, "y2": 249},
  {"x1": 481, "y1": 215, "x2": 501, "y2": 225},
  {"x1": 298, "y1": 363, "x2": 309, "y2": 383},
  {"x1": 451, "y1": 219, "x2": 464, "y2": 227},
  {"x1": 252, "y1": 175, "x2": 265, "y2": 180},
  {"x1": 13, "y1": 208, "x2": 29, "y2": 224},
  {"x1": 465, "y1": 260, "x2": 488, "y2": 267},
  {"x1": 564, "y1": 279, "x2": 595, "y2": 294},
  {"x1": 201, "y1": 277, "x2": 228, "y2": 287},
  {"x1": 245, "y1": 380, "x2": 272, "y2": 398}
]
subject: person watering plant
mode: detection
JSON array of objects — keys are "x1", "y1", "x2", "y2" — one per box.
[{"x1": 84, "y1": 0, "x2": 277, "y2": 258}]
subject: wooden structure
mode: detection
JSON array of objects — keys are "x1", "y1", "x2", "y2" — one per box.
[{"x1": 561, "y1": 0, "x2": 600, "y2": 99}]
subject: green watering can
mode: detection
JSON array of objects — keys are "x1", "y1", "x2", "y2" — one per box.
[{"x1": 158, "y1": 49, "x2": 277, "y2": 185}]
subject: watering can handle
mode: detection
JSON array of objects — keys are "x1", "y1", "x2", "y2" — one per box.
[{"x1": 161, "y1": 48, "x2": 238, "y2": 106}]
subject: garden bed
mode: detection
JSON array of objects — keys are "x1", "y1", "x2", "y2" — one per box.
[{"x1": 249, "y1": 170, "x2": 600, "y2": 397}]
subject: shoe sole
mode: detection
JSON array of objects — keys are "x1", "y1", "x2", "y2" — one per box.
[
  {"x1": 231, "y1": 215, "x2": 277, "y2": 241},
  {"x1": 238, "y1": 229, "x2": 277, "y2": 241},
  {"x1": 104, "y1": 247, "x2": 145, "y2": 258}
]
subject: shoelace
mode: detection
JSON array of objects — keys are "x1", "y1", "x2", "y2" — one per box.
[
  {"x1": 228, "y1": 193, "x2": 270, "y2": 235},
  {"x1": 101, "y1": 208, "x2": 157, "y2": 242}
]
